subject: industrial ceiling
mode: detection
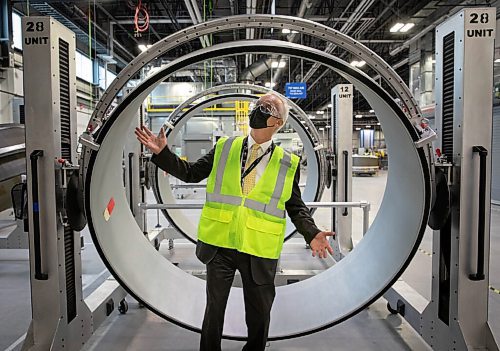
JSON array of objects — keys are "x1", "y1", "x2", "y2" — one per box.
[{"x1": 12, "y1": 0, "x2": 500, "y2": 112}]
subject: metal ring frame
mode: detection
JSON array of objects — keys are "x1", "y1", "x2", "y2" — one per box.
[
  {"x1": 165, "y1": 83, "x2": 321, "y2": 145},
  {"x1": 151, "y1": 92, "x2": 325, "y2": 243},
  {"x1": 82, "y1": 14, "x2": 421, "y2": 138},
  {"x1": 83, "y1": 36, "x2": 431, "y2": 340}
]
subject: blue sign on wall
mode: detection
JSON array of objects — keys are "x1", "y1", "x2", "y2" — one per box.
[{"x1": 285, "y1": 82, "x2": 307, "y2": 99}]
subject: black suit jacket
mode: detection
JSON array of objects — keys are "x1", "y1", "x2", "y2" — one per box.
[{"x1": 151, "y1": 142, "x2": 321, "y2": 284}]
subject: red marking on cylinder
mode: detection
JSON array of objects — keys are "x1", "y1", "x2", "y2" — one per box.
[{"x1": 107, "y1": 197, "x2": 115, "y2": 215}]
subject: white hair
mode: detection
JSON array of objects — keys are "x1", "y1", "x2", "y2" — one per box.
[{"x1": 267, "y1": 91, "x2": 289, "y2": 132}]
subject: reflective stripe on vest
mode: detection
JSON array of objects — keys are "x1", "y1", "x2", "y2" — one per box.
[
  {"x1": 206, "y1": 141, "x2": 292, "y2": 218},
  {"x1": 206, "y1": 192, "x2": 241, "y2": 205},
  {"x1": 242, "y1": 152, "x2": 291, "y2": 218},
  {"x1": 213, "y1": 136, "x2": 236, "y2": 194}
]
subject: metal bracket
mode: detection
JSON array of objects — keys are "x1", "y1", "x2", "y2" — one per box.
[
  {"x1": 79, "y1": 133, "x2": 101, "y2": 151},
  {"x1": 414, "y1": 128, "x2": 438, "y2": 148}
]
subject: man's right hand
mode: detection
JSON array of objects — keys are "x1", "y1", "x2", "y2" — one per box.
[{"x1": 135, "y1": 125, "x2": 167, "y2": 155}]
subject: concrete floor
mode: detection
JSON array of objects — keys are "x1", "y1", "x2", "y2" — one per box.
[{"x1": 1, "y1": 170, "x2": 499, "y2": 350}]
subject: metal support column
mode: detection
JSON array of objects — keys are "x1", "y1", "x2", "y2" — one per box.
[
  {"x1": 0, "y1": 0, "x2": 12, "y2": 68},
  {"x1": 124, "y1": 92, "x2": 145, "y2": 232},
  {"x1": 384, "y1": 8, "x2": 499, "y2": 350},
  {"x1": 21, "y1": 16, "x2": 126, "y2": 351},
  {"x1": 330, "y1": 84, "x2": 353, "y2": 260}
]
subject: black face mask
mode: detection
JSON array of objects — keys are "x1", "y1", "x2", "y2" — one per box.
[{"x1": 249, "y1": 107, "x2": 272, "y2": 129}]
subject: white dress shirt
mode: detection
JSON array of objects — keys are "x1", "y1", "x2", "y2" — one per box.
[{"x1": 245, "y1": 134, "x2": 273, "y2": 184}]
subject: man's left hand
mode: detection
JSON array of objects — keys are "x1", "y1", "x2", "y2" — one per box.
[{"x1": 310, "y1": 231, "x2": 335, "y2": 258}]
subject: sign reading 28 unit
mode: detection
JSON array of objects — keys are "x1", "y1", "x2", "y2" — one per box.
[
  {"x1": 24, "y1": 21, "x2": 49, "y2": 46},
  {"x1": 466, "y1": 11, "x2": 495, "y2": 38}
]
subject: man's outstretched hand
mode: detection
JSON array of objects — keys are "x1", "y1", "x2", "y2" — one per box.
[
  {"x1": 135, "y1": 125, "x2": 167, "y2": 155},
  {"x1": 310, "y1": 231, "x2": 335, "y2": 258}
]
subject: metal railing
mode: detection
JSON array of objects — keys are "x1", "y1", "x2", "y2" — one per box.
[
  {"x1": 170, "y1": 183, "x2": 307, "y2": 189},
  {"x1": 139, "y1": 201, "x2": 371, "y2": 235}
]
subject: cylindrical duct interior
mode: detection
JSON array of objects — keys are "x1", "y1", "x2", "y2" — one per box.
[
  {"x1": 153, "y1": 93, "x2": 324, "y2": 242},
  {"x1": 84, "y1": 40, "x2": 430, "y2": 340}
]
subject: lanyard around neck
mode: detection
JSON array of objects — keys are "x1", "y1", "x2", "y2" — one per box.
[{"x1": 240, "y1": 137, "x2": 274, "y2": 182}]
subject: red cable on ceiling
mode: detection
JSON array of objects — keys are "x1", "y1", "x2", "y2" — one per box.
[{"x1": 134, "y1": 0, "x2": 150, "y2": 33}]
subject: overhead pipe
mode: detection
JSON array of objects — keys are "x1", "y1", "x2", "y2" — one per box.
[
  {"x1": 303, "y1": 0, "x2": 375, "y2": 82},
  {"x1": 229, "y1": 0, "x2": 237, "y2": 40},
  {"x1": 0, "y1": 0, "x2": 11, "y2": 68},
  {"x1": 187, "y1": 0, "x2": 221, "y2": 82},
  {"x1": 386, "y1": 0, "x2": 468, "y2": 56},
  {"x1": 183, "y1": 0, "x2": 210, "y2": 47},
  {"x1": 240, "y1": 56, "x2": 273, "y2": 82},
  {"x1": 59, "y1": 3, "x2": 134, "y2": 63},
  {"x1": 371, "y1": 58, "x2": 409, "y2": 81},
  {"x1": 351, "y1": 18, "x2": 375, "y2": 38},
  {"x1": 286, "y1": 0, "x2": 313, "y2": 43},
  {"x1": 271, "y1": 0, "x2": 318, "y2": 85},
  {"x1": 305, "y1": 0, "x2": 396, "y2": 95},
  {"x1": 245, "y1": 0, "x2": 258, "y2": 66},
  {"x1": 306, "y1": 16, "x2": 375, "y2": 22},
  {"x1": 190, "y1": 0, "x2": 211, "y2": 47},
  {"x1": 314, "y1": 56, "x2": 412, "y2": 112},
  {"x1": 250, "y1": 0, "x2": 257, "y2": 40},
  {"x1": 116, "y1": 18, "x2": 194, "y2": 24},
  {"x1": 279, "y1": 0, "x2": 370, "y2": 85},
  {"x1": 389, "y1": 9, "x2": 462, "y2": 57}
]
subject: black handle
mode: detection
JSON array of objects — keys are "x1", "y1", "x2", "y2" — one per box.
[
  {"x1": 469, "y1": 146, "x2": 487, "y2": 281},
  {"x1": 342, "y1": 150, "x2": 349, "y2": 216},
  {"x1": 128, "y1": 153, "x2": 134, "y2": 216},
  {"x1": 30, "y1": 150, "x2": 48, "y2": 281}
]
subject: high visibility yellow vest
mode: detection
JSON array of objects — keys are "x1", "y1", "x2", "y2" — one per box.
[{"x1": 197, "y1": 136, "x2": 300, "y2": 259}]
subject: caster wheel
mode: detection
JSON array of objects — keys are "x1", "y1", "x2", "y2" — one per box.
[
  {"x1": 118, "y1": 299, "x2": 129, "y2": 314},
  {"x1": 154, "y1": 238, "x2": 160, "y2": 251},
  {"x1": 387, "y1": 301, "x2": 398, "y2": 314}
]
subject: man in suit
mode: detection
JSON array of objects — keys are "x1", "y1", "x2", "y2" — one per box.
[{"x1": 135, "y1": 92, "x2": 334, "y2": 351}]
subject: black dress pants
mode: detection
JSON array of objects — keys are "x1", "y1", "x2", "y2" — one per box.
[{"x1": 200, "y1": 248, "x2": 276, "y2": 351}]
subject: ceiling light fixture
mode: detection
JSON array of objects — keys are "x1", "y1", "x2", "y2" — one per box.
[
  {"x1": 265, "y1": 82, "x2": 275, "y2": 88},
  {"x1": 400, "y1": 23, "x2": 415, "y2": 32},
  {"x1": 355, "y1": 114, "x2": 363, "y2": 118},
  {"x1": 390, "y1": 23, "x2": 404, "y2": 33},
  {"x1": 390, "y1": 22, "x2": 415, "y2": 33},
  {"x1": 355, "y1": 127, "x2": 361, "y2": 131},
  {"x1": 271, "y1": 61, "x2": 286, "y2": 68},
  {"x1": 350, "y1": 60, "x2": 366, "y2": 68},
  {"x1": 327, "y1": 103, "x2": 333, "y2": 108},
  {"x1": 138, "y1": 44, "x2": 152, "y2": 52},
  {"x1": 316, "y1": 110, "x2": 325, "y2": 115}
]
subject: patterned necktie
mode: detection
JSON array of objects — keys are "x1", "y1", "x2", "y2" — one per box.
[{"x1": 242, "y1": 143, "x2": 261, "y2": 195}]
